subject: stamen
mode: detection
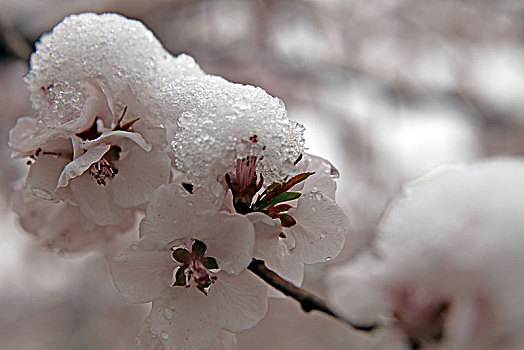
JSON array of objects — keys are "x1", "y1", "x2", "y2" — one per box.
[
  {"x1": 236, "y1": 155, "x2": 258, "y2": 190},
  {"x1": 89, "y1": 157, "x2": 118, "y2": 186}
]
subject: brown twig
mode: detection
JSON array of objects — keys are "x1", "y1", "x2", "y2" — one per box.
[{"x1": 247, "y1": 258, "x2": 375, "y2": 332}]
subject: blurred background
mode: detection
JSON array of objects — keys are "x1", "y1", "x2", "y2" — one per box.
[{"x1": 0, "y1": 0, "x2": 523, "y2": 349}]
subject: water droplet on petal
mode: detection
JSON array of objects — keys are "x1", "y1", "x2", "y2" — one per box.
[
  {"x1": 164, "y1": 309, "x2": 173, "y2": 320},
  {"x1": 187, "y1": 201, "x2": 194, "y2": 207},
  {"x1": 315, "y1": 192, "x2": 323, "y2": 200},
  {"x1": 325, "y1": 256, "x2": 333, "y2": 261},
  {"x1": 161, "y1": 332, "x2": 169, "y2": 340},
  {"x1": 330, "y1": 164, "x2": 340, "y2": 179}
]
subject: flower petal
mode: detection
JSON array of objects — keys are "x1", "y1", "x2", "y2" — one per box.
[
  {"x1": 111, "y1": 235, "x2": 176, "y2": 303},
  {"x1": 26, "y1": 154, "x2": 70, "y2": 201},
  {"x1": 248, "y1": 212, "x2": 304, "y2": 286},
  {"x1": 57, "y1": 143, "x2": 110, "y2": 187},
  {"x1": 140, "y1": 184, "x2": 215, "y2": 239},
  {"x1": 195, "y1": 211, "x2": 255, "y2": 275},
  {"x1": 149, "y1": 270, "x2": 267, "y2": 350},
  {"x1": 70, "y1": 173, "x2": 132, "y2": 226},
  {"x1": 84, "y1": 130, "x2": 151, "y2": 152},
  {"x1": 300, "y1": 154, "x2": 338, "y2": 200},
  {"x1": 8, "y1": 117, "x2": 60, "y2": 156},
  {"x1": 286, "y1": 192, "x2": 347, "y2": 264},
  {"x1": 149, "y1": 285, "x2": 223, "y2": 350},
  {"x1": 208, "y1": 271, "x2": 268, "y2": 332},
  {"x1": 110, "y1": 143, "x2": 170, "y2": 208}
]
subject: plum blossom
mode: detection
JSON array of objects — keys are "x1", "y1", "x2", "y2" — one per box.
[
  {"x1": 222, "y1": 152, "x2": 348, "y2": 286},
  {"x1": 328, "y1": 159, "x2": 524, "y2": 350},
  {"x1": 111, "y1": 184, "x2": 267, "y2": 350},
  {"x1": 8, "y1": 12, "x2": 212, "y2": 229},
  {"x1": 9, "y1": 77, "x2": 171, "y2": 226}
]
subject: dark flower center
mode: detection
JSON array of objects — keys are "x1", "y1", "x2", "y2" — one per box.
[
  {"x1": 89, "y1": 145, "x2": 121, "y2": 186},
  {"x1": 171, "y1": 240, "x2": 219, "y2": 295}
]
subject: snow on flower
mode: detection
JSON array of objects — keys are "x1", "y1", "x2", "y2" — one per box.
[
  {"x1": 168, "y1": 70, "x2": 347, "y2": 286},
  {"x1": 169, "y1": 74, "x2": 349, "y2": 286},
  {"x1": 24, "y1": 12, "x2": 203, "y2": 128},
  {"x1": 171, "y1": 74, "x2": 306, "y2": 189},
  {"x1": 328, "y1": 159, "x2": 524, "y2": 350},
  {"x1": 111, "y1": 184, "x2": 267, "y2": 350}
]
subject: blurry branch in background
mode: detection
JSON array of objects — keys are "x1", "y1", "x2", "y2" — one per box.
[
  {"x1": 248, "y1": 259, "x2": 376, "y2": 332},
  {"x1": 0, "y1": 20, "x2": 32, "y2": 63}
]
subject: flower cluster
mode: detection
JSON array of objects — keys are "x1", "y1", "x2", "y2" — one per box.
[{"x1": 8, "y1": 13, "x2": 351, "y2": 350}]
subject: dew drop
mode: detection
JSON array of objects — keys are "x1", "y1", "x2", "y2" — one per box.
[
  {"x1": 325, "y1": 256, "x2": 333, "y2": 261},
  {"x1": 330, "y1": 164, "x2": 340, "y2": 179},
  {"x1": 314, "y1": 192, "x2": 323, "y2": 200},
  {"x1": 161, "y1": 332, "x2": 169, "y2": 340},
  {"x1": 164, "y1": 309, "x2": 173, "y2": 320},
  {"x1": 187, "y1": 201, "x2": 194, "y2": 207}
]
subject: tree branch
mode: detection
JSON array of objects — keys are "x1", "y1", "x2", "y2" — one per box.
[{"x1": 248, "y1": 258, "x2": 375, "y2": 332}]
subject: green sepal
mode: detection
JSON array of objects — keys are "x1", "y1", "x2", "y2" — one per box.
[
  {"x1": 261, "y1": 192, "x2": 301, "y2": 210},
  {"x1": 279, "y1": 172, "x2": 315, "y2": 193},
  {"x1": 172, "y1": 248, "x2": 190, "y2": 263},
  {"x1": 173, "y1": 266, "x2": 187, "y2": 286},
  {"x1": 273, "y1": 204, "x2": 293, "y2": 213},
  {"x1": 203, "y1": 257, "x2": 219, "y2": 269},
  {"x1": 261, "y1": 182, "x2": 280, "y2": 197},
  {"x1": 279, "y1": 214, "x2": 297, "y2": 228},
  {"x1": 192, "y1": 240, "x2": 207, "y2": 256},
  {"x1": 254, "y1": 172, "x2": 314, "y2": 210}
]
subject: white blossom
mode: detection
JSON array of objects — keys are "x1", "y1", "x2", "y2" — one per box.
[
  {"x1": 111, "y1": 185, "x2": 267, "y2": 350},
  {"x1": 10, "y1": 77, "x2": 171, "y2": 226},
  {"x1": 328, "y1": 159, "x2": 524, "y2": 350},
  {"x1": 218, "y1": 153, "x2": 348, "y2": 286}
]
